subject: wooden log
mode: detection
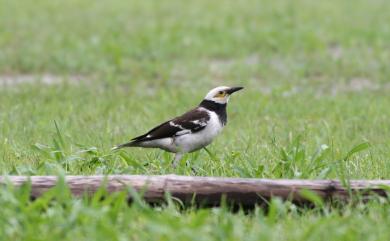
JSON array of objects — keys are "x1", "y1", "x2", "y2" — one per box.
[{"x1": 1, "y1": 175, "x2": 389, "y2": 206}]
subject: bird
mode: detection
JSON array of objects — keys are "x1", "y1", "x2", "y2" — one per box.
[{"x1": 112, "y1": 86, "x2": 243, "y2": 167}]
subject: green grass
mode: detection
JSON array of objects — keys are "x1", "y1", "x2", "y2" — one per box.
[{"x1": 1, "y1": 0, "x2": 390, "y2": 240}]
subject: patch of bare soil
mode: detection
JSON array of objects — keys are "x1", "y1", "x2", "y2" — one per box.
[
  {"x1": 0, "y1": 74, "x2": 86, "y2": 87},
  {"x1": 315, "y1": 78, "x2": 389, "y2": 97},
  {"x1": 330, "y1": 78, "x2": 381, "y2": 95},
  {"x1": 328, "y1": 42, "x2": 343, "y2": 60}
]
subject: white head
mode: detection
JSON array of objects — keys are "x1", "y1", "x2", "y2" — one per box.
[{"x1": 204, "y1": 86, "x2": 244, "y2": 104}]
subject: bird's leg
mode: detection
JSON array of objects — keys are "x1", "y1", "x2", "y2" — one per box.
[
  {"x1": 203, "y1": 147, "x2": 217, "y2": 161},
  {"x1": 203, "y1": 147, "x2": 210, "y2": 159},
  {"x1": 172, "y1": 153, "x2": 183, "y2": 168}
]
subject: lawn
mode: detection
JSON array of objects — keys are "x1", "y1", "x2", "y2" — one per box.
[{"x1": 1, "y1": 0, "x2": 390, "y2": 240}]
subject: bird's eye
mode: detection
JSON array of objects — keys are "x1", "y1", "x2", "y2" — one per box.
[{"x1": 215, "y1": 91, "x2": 225, "y2": 98}]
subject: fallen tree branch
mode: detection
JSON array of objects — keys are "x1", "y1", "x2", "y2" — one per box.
[{"x1": 1, "y1": 175, "x2": 389, "y2": 206}]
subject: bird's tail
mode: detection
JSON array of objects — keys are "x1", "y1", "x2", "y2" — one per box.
[{"x1": 111, "y1": 141, "x2": 138, "y2": 151}]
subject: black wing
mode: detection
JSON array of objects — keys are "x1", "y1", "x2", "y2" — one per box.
[{"x1": 131, "y1": 107, "x2": 210, "y2": 142}]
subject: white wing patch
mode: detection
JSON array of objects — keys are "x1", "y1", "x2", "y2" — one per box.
[
  {"x1": 169, "y1": 121, "x2": 184, "y2": 129},
  {"x1": 170, "y1": 121, "x2": 192, "y2": 136},
  {"x1": 176, "y1": 129, "x2": 191, "y2": 136},
  {"x1": 191, "y1": 119, "x2": 207, "y2": 126},
  {"x1": 169, "y1": 118, "x2": 208, "y2": 137}
]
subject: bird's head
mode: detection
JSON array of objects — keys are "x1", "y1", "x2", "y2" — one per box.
[{"x1": 204, "y1": 86, "x2": 244, "y2": 104}]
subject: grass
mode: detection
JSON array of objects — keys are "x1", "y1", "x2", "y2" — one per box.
[{"x1": 1, "y1": 0, "x2": 390, "y2": 240}]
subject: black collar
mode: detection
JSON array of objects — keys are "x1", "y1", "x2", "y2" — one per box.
[
  {"x1": 199, "y1": 99, "x2": 226, "y2": 111},
  {"x1": 199, "y1": 99, "x2": 227, "y2": 125}
]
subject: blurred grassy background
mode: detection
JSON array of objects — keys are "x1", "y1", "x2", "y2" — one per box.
[
  {"x1": 1, "y1": 0, "x2": 390, "y2": 178},
  {"x1": 1, "y1": 1, "x2": 390, "y2": 240},
  {"x1": 0, "y1": 0, "x2": 390, "y2": 178}
]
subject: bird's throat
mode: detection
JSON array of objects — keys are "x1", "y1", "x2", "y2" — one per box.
[{"x1": 199, "y1": 99, "x2": 227, "y2": 125}]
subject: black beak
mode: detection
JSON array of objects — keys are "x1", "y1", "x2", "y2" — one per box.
[{"x1": 226, "y1": 86, "x2": 244, "y2": 94}]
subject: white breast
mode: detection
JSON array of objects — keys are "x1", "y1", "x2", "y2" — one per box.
[{"x1": 174, "y1": 110, "x2": 224, "y2": 153}]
